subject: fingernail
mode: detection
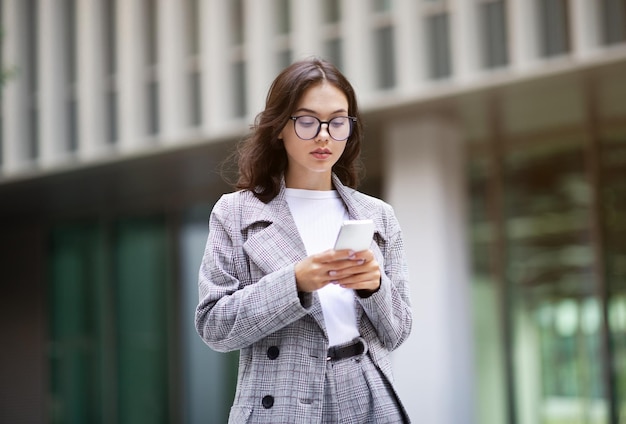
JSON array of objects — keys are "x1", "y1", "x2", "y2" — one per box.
[
  {"x1": 330, "y1": 280, "x2": 338, "y2": 285},
  {"x1": 357, "y1": 259, "x2": 365, "y2": 265},
  {"x1": 328, "y1": 270, "x2": 337, "y2": 277}
]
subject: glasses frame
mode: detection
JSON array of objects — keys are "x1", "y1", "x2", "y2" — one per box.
[{"x1": 289, "y1": 115, "x2": 357, "y2": 141}]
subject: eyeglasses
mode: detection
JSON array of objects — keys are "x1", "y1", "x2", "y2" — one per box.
[{"x1": 289, "y1": 115, "x2": 357, "y2": 141}]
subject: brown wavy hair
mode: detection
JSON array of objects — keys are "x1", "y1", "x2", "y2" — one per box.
[{"x1": 234, "y1": 58, "x2": 363, "y2": 203}]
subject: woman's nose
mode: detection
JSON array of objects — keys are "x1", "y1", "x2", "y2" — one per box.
[{"x1": 316, "y1": 123, "x2": 330, "y2": 142}]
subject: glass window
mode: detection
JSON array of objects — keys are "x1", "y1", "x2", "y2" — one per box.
[
  {"x1": 323, "y1": 0, "x2": 341, "y2": 23},
  {"x1": 107, "y1": 91, "x2": 118, "y2": 144},
  {"x1": 324, "y1": 38, "x2": 343, "y2": 71},
  {"x1": 25, "y1": 0, "x2": 39, "y2": 160},
  {"x1": 103, "y1": 0, "x2": 118, "y2": 144},
  {"x1": 503, "y1": 135, "x2": 607, "y2": 424},
  {"x1": 374, "y1": 26, "x2": 396, "y2": 89},
  {"x1": 103, "y1": 0, "x2": 117, "y2": 75},
  {"x1": 467, "y1": 148, "x2": 509, "y2": 424},
  {"x1": 48, "y1": 218, "x2": 173, "y2": 424},
  {"x1": 48, "y1": 224, "x2": 107, "y2": 423},
  {"x1": 230, "y1": 0, "x2": 244, "y2": 46},
  {"x1": 63, "y1": 0, "x2": 77, "y2": 85},
  {"x1": 145, "y1": 0, "x2": 158, "y2": 66},
  {"x1": 67, "y1": 99, "x2": 78, "y2": 152},
  {"x1": 25, "y1": 0, "x2": 38, "y2": 92},
  {"x1": 372, "y1": 0, "x2": 393, "y2": 12},
  {"x1": 187, "y1": 0, "x2": 200, "y2": 56},
  {"x1": 147, "y1": 81, "x2": 159, "y2": 135},
  {"x1": 538, "y1": 0, "x2": 570, "y2": 57},
  {"x1": 480, "y1": 0, "x2": 508, "y2": 69},
  {"x1": 601, "y1": 127, "x2": 626, "y2": 422},
  {"x1": 29, "y1": 108, "x2": 39, "y2": 160},
  {"x1": 144, "y1": 0, "x2": 159, "y2": 136},
  {"x1": 64, "y1": 0, "x2": 78, "y2": 153},
  {"x1": 276, "y1": 0, "x2": 291, "y2": 35},
  {"x1": 189, "y1": 71, "x2": 202, "y2": 127},
  {"x1": 114, "y1": 218, "x2": 171, "y2": 423},
  {"x1": 469, "y1": 114, "x2": 626, "y2": 423},
  {"x1": 426, "y1": 13, "x2": 452, "y2": 79},
  {"x1": 277, "y1": 49, "x2": 292, "y2": 72},
  {"x1": 322, "y1": 0, "x2": 342, "y2": 72},
  {"x1": 601, "y1": 0, "x2": 626, "y2": 45},
  {"x1": 186, "y1": 0, "x2": 202, "y2": 128},
  {"x1": 233, "y1": 61, "x2": 247, "y2": 118}
]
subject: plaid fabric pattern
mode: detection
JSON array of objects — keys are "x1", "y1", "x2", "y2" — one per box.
[
  {"x1": 323, "y1": 343, "x2": 406, "y2": 423},
  {"x1": 195, "y1": 175, "x2": 413, "y2": 423}
]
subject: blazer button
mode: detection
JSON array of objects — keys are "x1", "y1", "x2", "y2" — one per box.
[
  {"x1": 267, "y1": 346, "x2": 280, "y2": 360},
  {"x1": 262, "y1": 395, "x2": 274, "y2": 409}
]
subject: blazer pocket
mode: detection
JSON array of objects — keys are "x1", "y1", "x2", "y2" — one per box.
[{"x1": 228, "y1": 405, "x2": 253, "y2": 424}]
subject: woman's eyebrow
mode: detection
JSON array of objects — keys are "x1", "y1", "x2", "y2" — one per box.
[{"x1": 293, "y1": 107, "x2": 348, "y2": 115}]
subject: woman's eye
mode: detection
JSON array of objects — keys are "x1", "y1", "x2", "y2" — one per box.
[
  {"x1": 298, "y1": 118, "x2": 316, "y2": 127},
  {"x1": 331, "y1": 118, "x2": 347, "y2": 128}
]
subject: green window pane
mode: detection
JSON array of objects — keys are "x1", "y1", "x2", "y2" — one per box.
[
  {"x1": 114, "y1": 218, "x2": 170, "y2": 424},
  {"x1": 48, "y1": 224, "x2": 107, "y2": 424}
]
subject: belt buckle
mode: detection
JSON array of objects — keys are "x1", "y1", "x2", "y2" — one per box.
[
  {"x1": 326, "y1": 345, "x2": 337, "y2": 361},
  {"x1": 326, "y1": 339, "x2": 364, "y2": 361}
]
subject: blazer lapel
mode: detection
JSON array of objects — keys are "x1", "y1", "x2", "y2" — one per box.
[
  {"x1": 242, "y1": 193, "x2": 304, "y2": 275},
  {"x1": 332, "y1": 174, "x2": 387, "y2": 330},
  {"x1": 240, "y1": 184, "x2": 329, "y2": 339}
]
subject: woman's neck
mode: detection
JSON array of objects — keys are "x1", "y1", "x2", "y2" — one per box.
[{"x1": 285, "y1": 171, "x2": 333, "y2": 191}]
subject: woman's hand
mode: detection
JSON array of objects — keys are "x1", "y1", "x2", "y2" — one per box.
[{"x1": 295, "y1": 249, "x2": 381, "y2": 293}]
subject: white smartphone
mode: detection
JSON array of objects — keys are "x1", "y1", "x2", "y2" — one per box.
[{"x1": 334, "y1": 219, "x2": 375, "y2": 252}]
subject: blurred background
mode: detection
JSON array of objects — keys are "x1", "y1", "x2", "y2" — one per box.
[{"x1": 0, "y1": 0, "x2": 625, "y2": 423}]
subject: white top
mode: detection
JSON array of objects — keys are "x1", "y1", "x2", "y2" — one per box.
[{"x1": 285, "y1": 188, "x2": 360, "y2": 347}]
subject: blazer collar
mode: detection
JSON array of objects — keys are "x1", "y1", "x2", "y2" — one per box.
[
  {"x1": 332, "y1": 174, "x2": 386, "y2": 243},
  {"x1": 241, "y1": 174, "x2": 381, "y2": 232},
  {"x1": 239, "y1": 178, "x2": 293, "y2": 232}
]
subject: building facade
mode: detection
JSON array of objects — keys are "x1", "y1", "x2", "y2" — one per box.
[{"x1": 1, "y1": 0, "x2": 625, "y2": 423}]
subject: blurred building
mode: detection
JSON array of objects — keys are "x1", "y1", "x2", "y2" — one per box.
[{"x1": 1, "y1": 0, "x2": 625, "y2": 423}]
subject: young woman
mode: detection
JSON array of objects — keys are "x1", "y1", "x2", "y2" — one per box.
[{"x1": 195, "y1": 58, "x2": 413, "y2": 423}]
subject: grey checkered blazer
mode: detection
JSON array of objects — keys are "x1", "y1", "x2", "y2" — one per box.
[{"x1": 196, "y1": 174, "x2": 413, "y2": 423}]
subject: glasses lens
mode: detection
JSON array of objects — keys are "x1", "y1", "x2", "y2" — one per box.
[
  {"x1": 328, "y1": 117, "x2": 352, "y2": 141},
  {"x1": 293, "y1": 116, "x2": 354, "y2": 141},
  {"x1": 294, "y1": 116, "x2": 319, "y2": 140}
]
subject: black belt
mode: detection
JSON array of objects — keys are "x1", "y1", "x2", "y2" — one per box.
[{"x1": 326, "y1": 339, "x2": 365, "y2": 361}]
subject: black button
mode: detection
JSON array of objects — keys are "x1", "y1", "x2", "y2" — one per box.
[
  {"x1": 267, "y1": 346, "x2": 279, "y2": 360},
  {"x1": 262, "y1": 395, "x2": 274, "y2": 409}
]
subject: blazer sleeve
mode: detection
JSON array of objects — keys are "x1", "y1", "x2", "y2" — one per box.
[
  {"x1": 194, "y1": 193, "x2": 311, "y2": 353},
  {"x1": 357, "y1": 204, "x2": 413, "y2": 351}
]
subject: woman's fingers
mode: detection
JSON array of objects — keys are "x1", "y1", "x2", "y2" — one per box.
[{"x1": 295, "y1": 249, "x2": 379, "y2": 293}]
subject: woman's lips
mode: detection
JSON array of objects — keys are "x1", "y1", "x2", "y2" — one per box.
[{"x1": 311, "y1": 149, "x2": 331, "y2": 159}]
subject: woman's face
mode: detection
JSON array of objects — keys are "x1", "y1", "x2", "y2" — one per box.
[{"x1": 280, "y1": 81, "x2": 349, "y2": 190}]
